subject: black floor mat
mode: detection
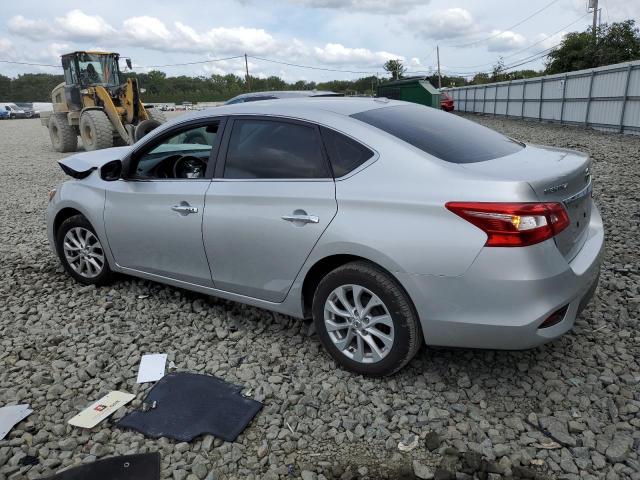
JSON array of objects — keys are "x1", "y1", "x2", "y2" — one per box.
[
  {"x1": 41, "y1": 452, "x2": 160, "y2": 480},
  {"x1": 117, "y1": 372, "x2": 262, "y2": 442}
]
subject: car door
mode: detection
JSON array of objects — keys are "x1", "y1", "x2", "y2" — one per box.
[
  {"x1": 203, "y1": 116, "x2": 338, "y2": 302},
  {"x1": 104, "y1": 118, "x2": 226, "y2": 286}
]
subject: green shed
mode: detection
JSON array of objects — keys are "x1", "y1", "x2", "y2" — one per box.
[{"x1": 376, "y1": 77, "x2": 441, "y2": 108}]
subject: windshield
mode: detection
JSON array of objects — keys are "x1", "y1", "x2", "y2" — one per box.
[
  {"x1": 351, "y1": 104, "x2": 523, "y2": 164},
  {"x1": 77, "y1": 53, "x2": 120, "y2": 86}
]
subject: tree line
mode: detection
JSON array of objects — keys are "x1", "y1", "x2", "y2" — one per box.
[{"x1": 0, "y1": 20, "x2": 637, "y2": 103}]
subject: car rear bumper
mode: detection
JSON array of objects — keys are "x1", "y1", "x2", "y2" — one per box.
[{"x1": 396, "y1": 201, "x2": 604, "y2": 350}]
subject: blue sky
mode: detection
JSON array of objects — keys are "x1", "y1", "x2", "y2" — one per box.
[{"x1": 0, "y1": 0, "x2": 637, "y2": 83}]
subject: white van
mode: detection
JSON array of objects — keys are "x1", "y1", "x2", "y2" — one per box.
[{"x1": 0, "y1": 103, "x2": 27, "y2": 119}]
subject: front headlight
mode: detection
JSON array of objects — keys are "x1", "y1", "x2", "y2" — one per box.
[{"x1": 48, "y1": 189, "x2": 57, "y2": 202}]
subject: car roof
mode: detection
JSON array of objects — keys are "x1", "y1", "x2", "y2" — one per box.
[
  {"x1": 227, "y1": 90, "x2": 341, "y2": 102},
  {"x1": 176, "y1": 97, "x2": 402, "y2": 123}
]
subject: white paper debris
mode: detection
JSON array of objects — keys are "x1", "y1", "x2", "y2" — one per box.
[
  {"x1": 398, "y1": 436, "x2": 419, "y2": 452},
  {"x1": 68, "y1": 391, "x2": 135, "y2": 429},
  {"x1": 0, "y1": 404, "x2": 33, "y2": 440},
  {"x1": 136, "y1": 353, "x2": 167, "y2": 383}
]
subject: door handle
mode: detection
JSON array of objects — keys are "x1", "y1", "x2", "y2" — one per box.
[
  {"x1": 282, "y1": 214, "x2": 319, "y2": 224},
  {"x1": 171, "y1": 205, "x2": 198, "y2": 215}
]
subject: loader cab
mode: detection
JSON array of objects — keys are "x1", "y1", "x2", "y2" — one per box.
[{"x1": 61, "y1": 52, "x2": 122, "y2": 110}]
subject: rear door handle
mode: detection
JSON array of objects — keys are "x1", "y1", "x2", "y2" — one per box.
[
  {"x1": 172, "y1": 205, "x2": 198, "y2": 215},
  {"x1": 282, "y1": 214, "x2": 319, "y2": 224}
]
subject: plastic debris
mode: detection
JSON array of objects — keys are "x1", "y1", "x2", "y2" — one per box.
[
  {"x1": 41, "y1": 452, "x2": 160, "y2": 480},
  {"x1": 68, "y1": 391, "x2": 135, "y2": 429},
  {"x1": 0, "y1": 404, "x2": 33, "y2": 440},
  {"x1": 532, "y1": 441, "x2": 561, "y2": 449},
  {"x1": 137, "y1": 354, "x2": 167, "y2": 383},
  {"x1": 398, "y1": 435, "x2": 419, "y2": 452}
]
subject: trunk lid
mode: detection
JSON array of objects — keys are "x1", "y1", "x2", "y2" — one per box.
[{"x1": 461, "y1": 144, "x2": 592, "y2": 260}]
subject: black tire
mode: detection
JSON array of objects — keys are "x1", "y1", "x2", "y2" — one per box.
[
  {"x1": 80, "y1": 110, "x2": 113, "y2": 151},
  {"x1": 146, "y1": 107, "x2": 167, "y2": 124},
  {"x1": 312, "y1": 261, "x2": 422, "y2": 376},
  {"x1": 134, "y1": 119, "x2": 161, "y2": 142},
  {"x1": 48, "y1": 113, "x2": 78, "y2": 152},
  {"x1": 55, "y1": 214, "x2": 115, "y2": 286}
]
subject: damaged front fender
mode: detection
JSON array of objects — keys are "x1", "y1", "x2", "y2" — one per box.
[{"x1": 58, "y1": 146, "x2": 130, "y2": 179}]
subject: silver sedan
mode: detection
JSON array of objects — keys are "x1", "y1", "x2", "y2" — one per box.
[{"x1": 46, "y1": 98, "x2": 604, "y2": 375}]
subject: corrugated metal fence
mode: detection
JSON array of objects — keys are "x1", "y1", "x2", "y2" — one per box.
[{"x1": 447, "y1": 60, "x2": 640, "y2": 135}]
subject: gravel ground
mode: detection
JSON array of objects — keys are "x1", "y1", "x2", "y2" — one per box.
[{"x1": 0, "y1": 113, "x2": 639, "y2": 480}]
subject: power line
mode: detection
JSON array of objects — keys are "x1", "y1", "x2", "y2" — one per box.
[
  {"x1": 444, "y1": 12, "x2": 590, "y2": 71},
  {"x1": 0, "y1": 59, "x2": 60, "y2": 67},
  {"x1": 448, "y1": 0, "x2": 562, "y2": 48},
  {"x1": 141, "y1": 55, "x2": 244, "y2": 68},
  {"x1": 249, "y1": 55, "x2": 380, "y2": 74}
]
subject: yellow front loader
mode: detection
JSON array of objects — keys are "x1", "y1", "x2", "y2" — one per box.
[{"x1": 41, "y1": 51, "x2": 166, "y2": 152}]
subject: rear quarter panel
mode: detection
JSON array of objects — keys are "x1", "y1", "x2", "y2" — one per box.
[{"x1": 310, "y1": 120, "x2": 539, "y2": 277}]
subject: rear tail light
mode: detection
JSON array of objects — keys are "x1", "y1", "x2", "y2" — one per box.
[{"x1": 445, "y1": 202, "x2": 570, "y2": 247}]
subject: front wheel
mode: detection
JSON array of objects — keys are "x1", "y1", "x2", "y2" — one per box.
[
  {"x1": 55, "y1": 214, "x2": 114, "y2": 286},
  {"x1": 312, "y1": 261, "x2": 422, "y2": 376},
  {"x1": 79, "y1": 110, "x2": 113, "y2": 151}
]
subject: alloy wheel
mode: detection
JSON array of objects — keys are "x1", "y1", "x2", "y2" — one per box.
[
  {"x1": 323, "y1": 284, "x2": 394, "y2": 364},
  {"x1": 63, "y1": 227, "x2": 105, "y2": 278}
]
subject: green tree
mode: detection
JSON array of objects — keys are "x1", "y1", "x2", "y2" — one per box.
[
  {"x1": 546, "y1": 20, "x2": 640, "y2": 74},
  {"x1": 0, "y1": 74, "x2": 11, "y2": 101},
  {"x1": 383, "y1": 59, "x2": 406, "y2": 80}
]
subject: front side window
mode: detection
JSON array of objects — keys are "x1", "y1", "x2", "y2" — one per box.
[
  {"x1": 77, "y1": 53, "x2": 120, "y2": 86},
  {"x1": 352, "y1": 104, "x2": 523, "y2": 164},
  {"x1": 224, "y1": 119, "x2": 330, "y2": 179},
  {"x1": 131, "y1": 123, "x2": 220, "y2": 180}
]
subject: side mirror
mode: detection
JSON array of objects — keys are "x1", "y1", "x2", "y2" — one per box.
[
  {"x1": 101, "y1": 160, "x2": 123, "y2": 181},
  {"x1": 126, "y1": 58, "x2": 132, "y2": 70}
]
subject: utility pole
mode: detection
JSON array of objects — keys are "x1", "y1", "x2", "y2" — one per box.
[
  {"x1": 436, "y1": 45, "x2": 442, "y2": 89},
  {"x1": 244, "y1": 53, "x2": 251, "y2": 91},
  {"x1": 590, "y1": 0, "x2": 599, "y2": 41}
]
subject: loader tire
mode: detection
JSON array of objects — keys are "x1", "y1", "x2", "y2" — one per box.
[
  {"x1": 134, "y1": 119, "x2": 162, "y2": 142},
  {"x1": 80, "y1": 110, "x2": 113, "y2": 151},
  {"x1": 146, "y1": 107, "x2": 167, "y2": 124},
  {"x1": 49, "y1": 113, "x2": 78, "y2": 153}
]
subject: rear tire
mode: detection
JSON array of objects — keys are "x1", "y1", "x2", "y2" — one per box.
[
  {"x1": 146, "y1": 107, "x2": 167, "y2": 124},
  {"x1": 312, "y1": 261, "x2": 422, "y2": 376},
  {"x1": 80, "y1": 110, "x2": 113, "y2": 151},
  {"x1": 49, "y1": 113, "x2": 78, "y2": 152},
  {"x1": 55, "y1": 214, "x2": 114, "y2": 286},
  {"x1": 134, "y1": 119, "x2": 161, "y2": 142}
]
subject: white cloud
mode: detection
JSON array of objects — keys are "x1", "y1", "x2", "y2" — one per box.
[
  {"x1": 8, "y1": 10, "x2": 115, "y2": 42},
  {"x1": 486, "y1": 30, "x2": 527, "y2": 52},
  {"x1": 313, "y1": 43, "x2": 402, "y2": 66},
  {"x1": 405, "y1": 8, "x2": 477, "y2": 40},
  {"x1": 0, "y1": 38, "x2": 12, "y2": 53},
  {"x1": 4, "y1": 9, "x2": 405, "y2": 75},
  {"x1": 533, "y1": 32, "x2": 567, "y2": 51},
  {"x1": 287, "y1": 0, "x2": 427, "y2": 13},
  {"x1": 55, "y1": 9, "x2": 116, "y2": 40}
]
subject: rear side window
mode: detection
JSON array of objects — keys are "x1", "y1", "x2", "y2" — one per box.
[
  {"x1": 321, "y1": 127, "x2": 374, "y2": 177},
  {"x1": 351, "y1": 104, "x2": 523, "y2": 163},
  {"x1": 224, "y1": 119, "x2": 330, "y2": 179}
]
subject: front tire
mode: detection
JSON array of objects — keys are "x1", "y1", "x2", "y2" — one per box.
[
  {"x1": 312, "y1": 261, "x2": 422, "y2": 376},
  {"x1": 80, "y1": 110, "x2": 113, "y2": 151},
  {"x1": 55, "y1": 214, "x2": 114, "y2": 286},
  {"x1": 49, "y1": 113, "x2": 78, "y2": 152}
]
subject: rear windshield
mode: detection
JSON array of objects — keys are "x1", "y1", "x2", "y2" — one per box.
[{"x1": 351, "y1": 104, "x2": 523, "y2": 163}]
